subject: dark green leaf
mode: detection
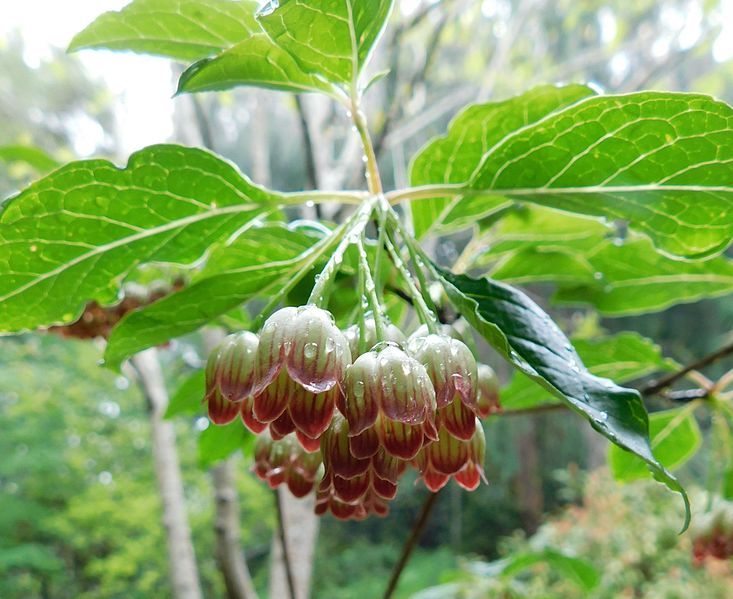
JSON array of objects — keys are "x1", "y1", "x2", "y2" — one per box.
[
  {"x1": 609, "y1": 406, "x2": 702, "y2": 482},
  {"x1": 433, "y1": 264, "x2": 688, "y2": 525},
  {"x1": 69, "y1": 0, "x2": 258, "y2": 61},
  {"x1": 104, "y1": 223, "x2": 325, "y2": 368},
  {"x1": 501, "y1": 332, "x2": 677, "y2": 411},
  {"x1": 413, "y1": 91, "x2": 733, "y2": 259},
  {"x1": 198, "y1": 420, "x2": 253, "y2": 468},
  {"x1": 0, "y1": 144, "x2": 277, "y2": 333},
  {"x1": 165, "y1": 369, "x2": 205, "y2": 419},
  {"x1": 257, "y1": 0, "x2": 395, "y2": 87},
  {"x1": 410, "y1": 84, "x2": 596, "y2": 238}
]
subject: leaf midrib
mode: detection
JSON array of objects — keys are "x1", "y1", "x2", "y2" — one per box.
[{"x1": 0, "y1": 203, "x2": 259, "y2": 304}]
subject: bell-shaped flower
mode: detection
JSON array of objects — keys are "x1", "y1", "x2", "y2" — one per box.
[
  {"x1": 407, "y1": 333, "x2": 478, "y2": 410},
  {"x1": 253, "y1": 432, "x2": 324, "y2": 498},
  {"x1": 343, "y1": 344, "x2": 438, "y2": 460},
  {"x1": 255, "y1": 305, "x2": 351, "y2": 394},
  {"x1": 253, "y1": 366, "x2": 340, "y2": 451},
  {"x1": 476, "y1": 363, "x2": 501, "y2": 418},
  {"x1": 415, "y1": 420, "x2": 487, "y2": 492},
  {"x1": 205, "y1": 332, "x2": 263, "y2": 428}
]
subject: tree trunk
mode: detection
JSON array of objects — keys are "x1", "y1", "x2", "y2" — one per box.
[
  {"x1": 212, "y1": 458, "x2": 260, "y2": 599},
  {"x1": 131, "y1": 349, "x2": 203, "y2": 599},
  {"x1": 268, "y1": 489, "x2": 319, "y2": 599},
  {"x1": 514, "y1": 416, "x2": 544, "y2": 534}
]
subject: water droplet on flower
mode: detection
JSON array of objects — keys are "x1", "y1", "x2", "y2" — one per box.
[
  {"x1": 306, "y1": 200, "x2": 315, "y2": 208},
  {"x1": 325, "y1": 338, "x2": 336, "y2": 353},
  {"x1": 402, "y1": 362, "x2": 412, "y2": 377},
  {"x1": 304, "y1": 342, "x2": 318, "y2": 359},
  {"x1": 353, "y1": 380, "x2": 365, "y2": 398},
  {"x1": 598, "y1": 411, "x2": 608, "y2": 422}
]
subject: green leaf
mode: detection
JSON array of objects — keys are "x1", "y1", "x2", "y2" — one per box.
[
  {"x1": 69, "y1": 0, "x2": 259, "y2": 61},
  {"x1": 552, "y1": 237, "x2": 733, "y2": 316},
  {"x1": 178, "y1": 33, "x2": 336, "y2": 95},
  {"x1": 410, "y1": 84, "x2": 596, "y2": 238},
  {"x1": 477, "y1": 207, "x2": 733, "y2": 314},
  {"x1": 198, "y1": 420, "x2": 253, "y2": 468},
  {"x1": 0, "y1": 144, "x2": 277, "y2": 333},
  {"x1": 413, "y1": 90, "x2": 733, "y2": 259},
  {"x1": 475, "y1": 206, "x2": 611, "y2": 259},
  {"x1": 609, "y1": 406, "x2": 702, "y2": 482},
  {"x1": 104, "y1": 223, "x2": 326, "y2": 369},
  {"x1": 433, "y1": 264, "x2": 689, "y2": 525},
  {"x1": 501, "y1": 332, "x2": 677, "y2": 411},
  {"x1": 257, "y1": 0, "x2": 395, "y2": 87},
  {"x1": 165, "y1": 369, "x2": 205, "y2": 419},
  {"x1": 0, "y1": 145, "x2": 59, "y2": 174}
]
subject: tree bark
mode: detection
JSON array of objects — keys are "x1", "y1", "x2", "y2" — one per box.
[
  {"x1": 131, "y1": 348, "x2": 203, "y2": 599},
  {"x1": 212, "y1": 459, "x2": 260, "y2": 599},
  {"x1": 514, "y1": 416, "x2": 544, "y2": 534},
  {"x1": 268, "y1": 489, "x2": 319, "y2": 599}
]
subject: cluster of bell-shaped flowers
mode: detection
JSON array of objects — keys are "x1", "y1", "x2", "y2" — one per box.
[
  {"x1": 205, "y1": 306, "x2": 352, "y2": 451},
  {"x1": 204, "y1": 306, "x2": 501, "y2": 520}
]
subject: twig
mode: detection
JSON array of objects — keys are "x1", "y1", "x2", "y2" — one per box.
[
  {"x1": 273, "y1": 490, "x2": 296, "y2": 599},
  {"x1": 294, "y1": 96, "x2": 319, "y2": 191},
  {"x1": 640, "y1": 340, "x2": 733, "y2": 397},
  {"x1": 382, "y1": 491, "x2": 441, "y2": 599},
  {"x1": 374, "y1": 8, "x2": 451, "y2": 158},
  {"x1": 294, "y1": 95, "x2": 322, "y2": 220}
]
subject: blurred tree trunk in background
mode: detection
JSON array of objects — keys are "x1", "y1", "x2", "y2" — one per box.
[
  {"x1": 130, "y1": 349, "x2": 203, "y2": 599},
  {"x1": 269, "y1": 489, "x2": 319, "y2": 599},
  {"x1": 514, "y1": 417, "x2": 544, "y2": 534},
  {"x1": 212, "y1": 459, "x2": 260, "y2": 599}
]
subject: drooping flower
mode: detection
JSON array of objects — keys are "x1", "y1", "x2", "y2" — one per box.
[
  {"x1": 253, "y1": 365, "x2": 341, "y2": 451},
  {"x1": 343, "y1": 344, "x2": 438, "y2": 460},
  {"x1": 476, "y1": 363, "x2": 501, "y2": 418},
  {"x1": 408, "y1": 333, "x2": 479, "y2": 440},
  {"x1": 414, "y1": 419, "x2": 487, "y2": 492},
  {"x1": 314, "y1": 412, "x2": 407, "y2": 519},
  {"x1": 251, "y1": 305, "x2": 351, "y2": 449},
  {"x1": 255, "y1": 305, "x2": 351, "y2": 394},
  {"x1": 205, "y1": 332, "x2": 265, "y2": 430},
  {"x1": 253, "y1": 432, "x2": 324, "y2": 498}
]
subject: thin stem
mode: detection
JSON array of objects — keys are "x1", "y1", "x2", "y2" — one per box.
[
  {"x1": 280, "y1": 190, "x2": 368, "y2": 206},
  {"x1": 384, "y1": 203, "x2": 439, "y2": 316},
  {"x1": 252, "y1": 206, "x2": 369, "y2": 330},
  {"x1": 384, "y1": 233, "x2": 438, "y2": 333},
  {"x1": 357, "y1": 260, "x2": 368, "y2": 355},
  {"x1": 307, "y1": 199, "x2": 376, "y2": 306},
  {"x1": 350, "y1": 97, "x2": 383, "y2": 195},
  {"x1": 372, "y1": 205, "x2": 388, "y2": 296},
  {"x1": 356, "y1": 233, "x2": 387, "y2": 341},
  {"x1": 640, "y1": 340, "x2": 733, "y2": 396},
  {"x1": 273, "y1": 490, "x2": 296, "y2": 599},
  {"x1": 382, "y1": 491, "x2": 440, "y2": 599},
  {"x1": 386, "y1": 184, "x2": 465, "y2": 204}
]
